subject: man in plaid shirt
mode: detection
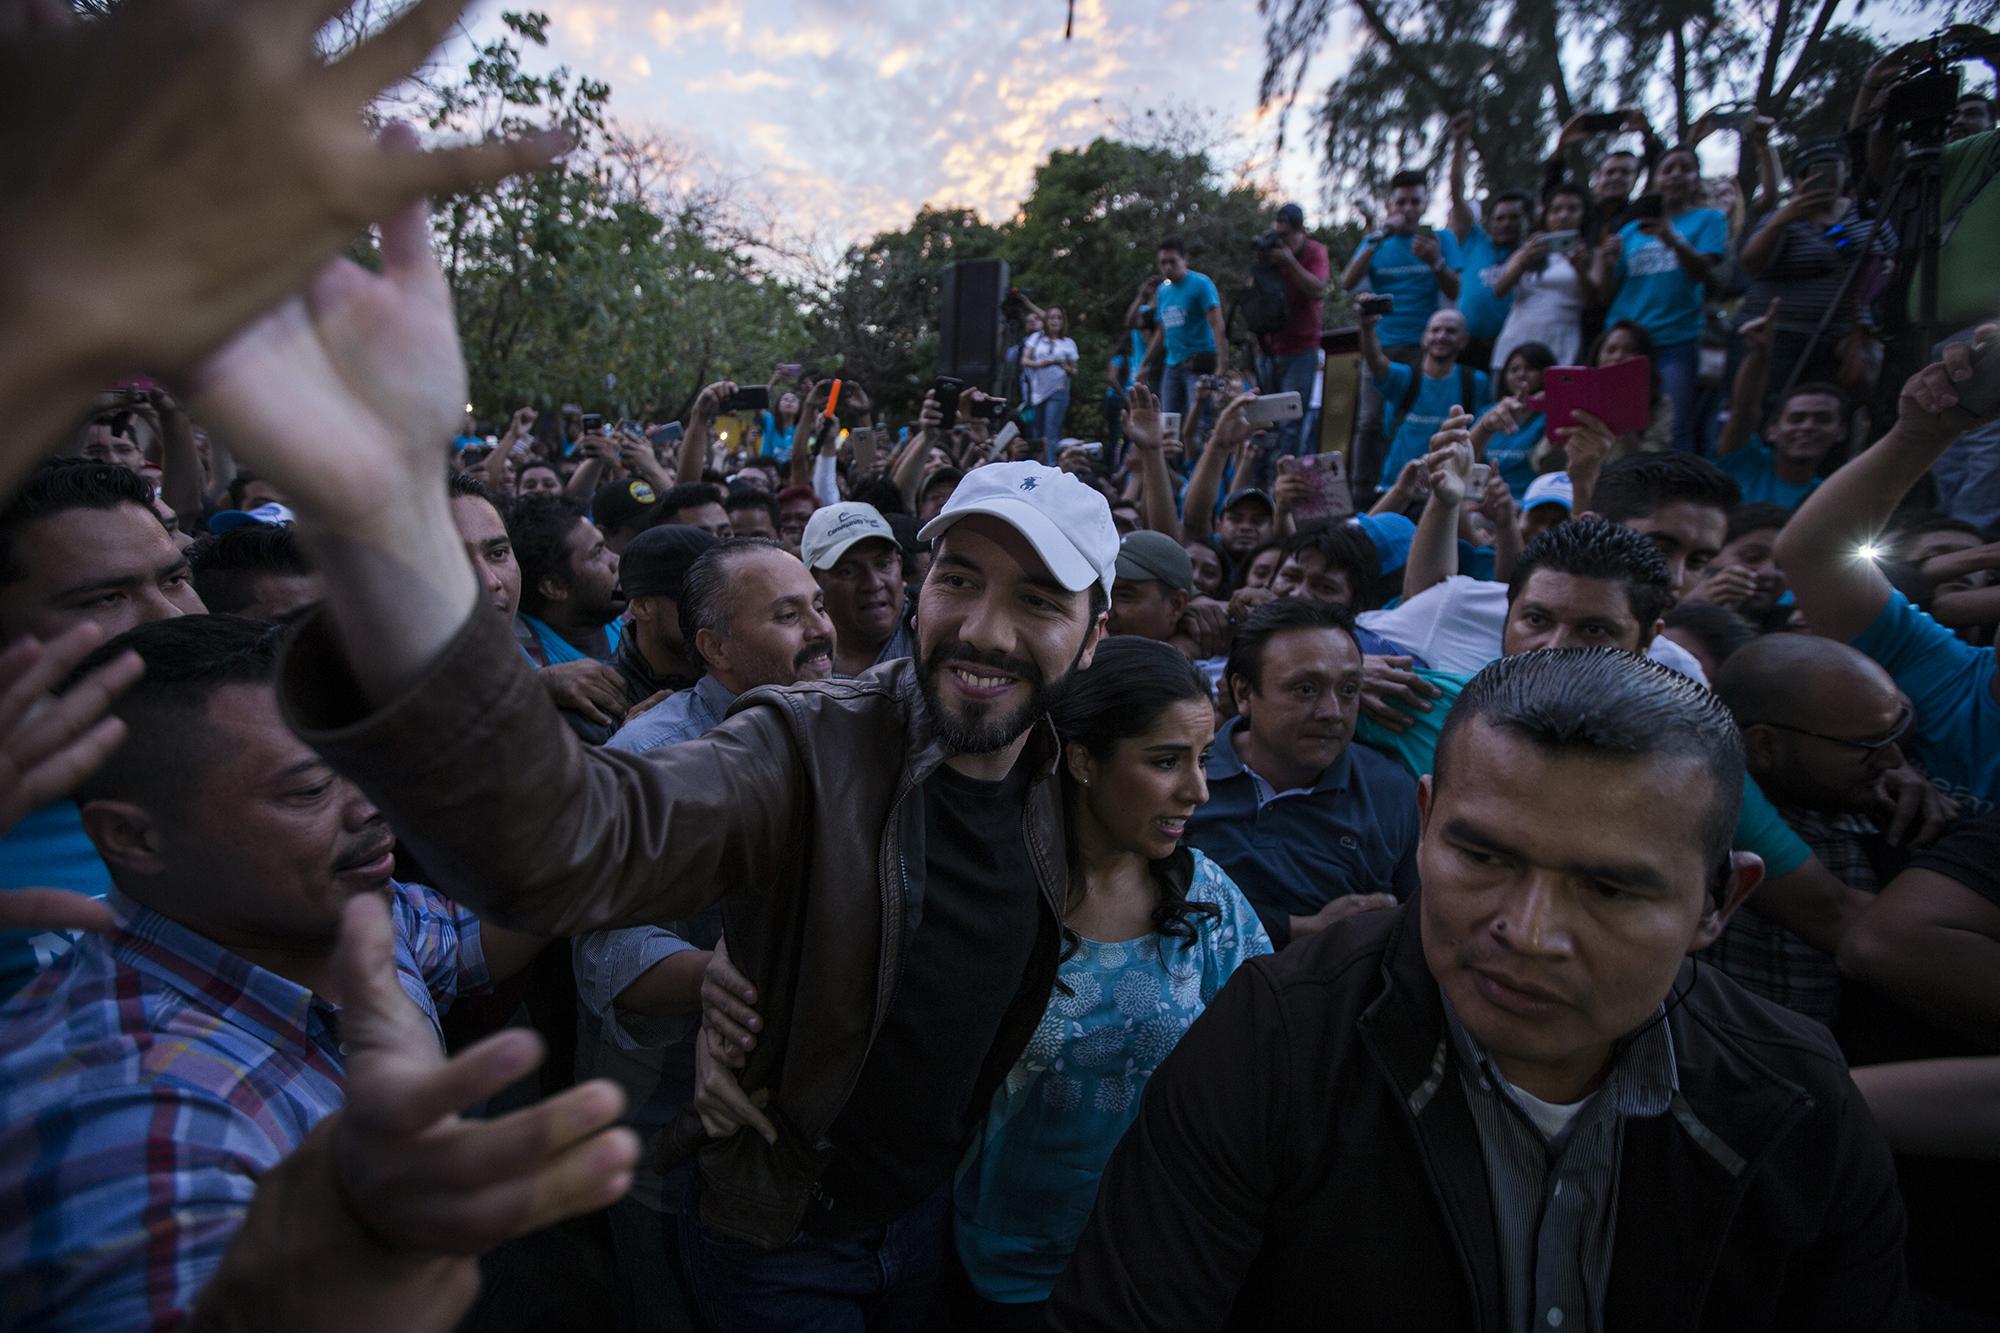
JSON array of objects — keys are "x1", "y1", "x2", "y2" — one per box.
[{"x1": 0, "y1": 615, "x2": 543, "y2": 1329}]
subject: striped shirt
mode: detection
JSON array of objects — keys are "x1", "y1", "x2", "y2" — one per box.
[
  {"x1": 1443, "y1": 994, "x2": 1679, "y2": 1333},
  {"x1": 0, "y1": 885, "x2": 487, "y2": 1330}
]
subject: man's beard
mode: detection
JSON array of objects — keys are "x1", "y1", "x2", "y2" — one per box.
[{"x1": 918, "y1": 641, "x2": 1059, "y2": 756}]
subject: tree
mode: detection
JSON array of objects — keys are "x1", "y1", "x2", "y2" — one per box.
[{"x1": 420, "y1": 11, "x2": 814, "y2": 424}]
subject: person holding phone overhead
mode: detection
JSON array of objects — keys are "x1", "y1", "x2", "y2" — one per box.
[
  {"x1": 756, "y1": 366, "x2": 804, "y2": 464},
  {"x1": 1488, "y1": 183, "x2": 1600, "y2": 374},
  {"x1": 1593, "y1": 145, "x2": 1727, "y2": 453},
  {"x1": 1737, "y1": 140, "x2": 1895, "y2": 419},
  {"x1": 1022, "y1": 305, "x2": 1080, "y2": 463}
]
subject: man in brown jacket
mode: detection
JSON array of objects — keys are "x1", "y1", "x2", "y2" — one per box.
[{"x1": 191, "y1": 191, "x2": 1118, "y2": 1327}]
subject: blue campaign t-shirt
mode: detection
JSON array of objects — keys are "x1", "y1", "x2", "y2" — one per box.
[
  {"x1": 1717, "y1": 436, "x2": 1822, "y2": 509},
  {"x1": 1156, "y1": 272, "x2": 1221, "y2": 365},
  {"x1": 757, "y1": 410, "x2": 797, "y2": 463},
  {"x1": 1483, "y1": 413, "x2": 1546, "y2": 499},
  {"x1": 1366, "y1": 230, "x2": 1465, "y2": 347},
  {"x1": 0, "y1": 800, "x2": 115, "y2": 1001},
  {"x1": 1376, "y1": 361, "x2": 1492, "y2": 489},
  {"x1": 1605, "y1": 209, "x2": 1728, "y2": 348},
  {"x1": 1851, "y1": 591, "x2": 2000, "y2": 816},
  {"x1": 1456, "y1": 228, "x2": 1517, "y2": 341}
]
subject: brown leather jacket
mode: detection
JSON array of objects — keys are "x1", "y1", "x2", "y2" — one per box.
[{"x1": 280, "y1": 607, "x2": 1068, "y2": 1246}]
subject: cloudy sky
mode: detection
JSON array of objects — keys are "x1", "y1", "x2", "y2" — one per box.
[{"x1": 455, "y1": 0, "x2": 1345, "y2": 247}]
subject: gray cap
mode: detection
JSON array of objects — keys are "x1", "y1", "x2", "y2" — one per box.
[{"x1": 1115, "y1": 530, "x2": 1195, "y2": 593}]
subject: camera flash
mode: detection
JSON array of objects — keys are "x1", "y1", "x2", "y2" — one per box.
[{"x1": 1856, "y1": 543, "x2": 1882, "y2": 562}]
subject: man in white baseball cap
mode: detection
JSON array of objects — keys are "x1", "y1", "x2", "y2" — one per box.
[
  {"x1": 801, "y1": 501, "x2": 913, "y2": 675},
  {"x1": 229, "y1": 198, "x2": 1126, "y2": 1318}
]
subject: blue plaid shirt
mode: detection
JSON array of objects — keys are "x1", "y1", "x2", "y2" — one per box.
[{"x1": 0, "y1": 884, "x2": 488, "y2": 1330}]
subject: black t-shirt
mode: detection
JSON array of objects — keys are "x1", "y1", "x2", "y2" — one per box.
[
  {"x1": 1904, "y1": 809, "x2": 2000, "y2": 909},
  {"x1": 816, "y1": 757, "x2": 1043, "y2": 1229}
]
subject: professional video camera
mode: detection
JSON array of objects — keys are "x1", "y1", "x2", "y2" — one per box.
[
  {"x1": 1881, "y1": 24, "x2": 2000, "y2": 136},
  {"x1": 1000, "y1": 286, "x2": 1034, "y2": 320}
]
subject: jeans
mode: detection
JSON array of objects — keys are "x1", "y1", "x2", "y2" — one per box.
[
  {"x1": 1034, "y1": 387, "x2": 1071, "y2": 462},
  {"x1": 1160, "y1": 354, "x2": 1219, "y2": 441},
  {"x1": 1254, "y1": 348, "x2": 1321, "y2": 459},
  {"x1": 606, "y1": 1197, "x2": 697, "y2": 1333},
  {"x1": 1653, "y1": 338, "x2": 1701, "y2": 454},
  {"x1": 678, "y1": 1183, "x2": 948, "y2": 1332},
  {"x1": 1103, "y1": 387, "x2": 1127, "y2": 471}
]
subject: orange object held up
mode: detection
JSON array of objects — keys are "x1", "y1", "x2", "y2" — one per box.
[{"x1": 821, "y1": 379, "x2": 843, "y2": 419}]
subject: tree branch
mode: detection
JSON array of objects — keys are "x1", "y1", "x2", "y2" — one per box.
[
  {"x1": 1772, "y1": 0, "x2": 1845, "y2": 109},
  {"x1": 1349, "y1": 0, "x2": 1453, "y2": 107}
]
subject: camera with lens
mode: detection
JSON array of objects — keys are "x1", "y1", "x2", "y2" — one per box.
[
  {"x1": 1882, "y1": 25, "x2": 2000, "y2": 134},
  {"x1": 1252, "y1": 229, "x2": 1284, "y2": 253},
  {"x1": 1001, "y1": 286, "x2": 1033, "y2": 320}
]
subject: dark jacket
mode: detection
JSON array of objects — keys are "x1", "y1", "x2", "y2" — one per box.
[
  {"x1": 280, "y1": 606, "x2": 1067, "y2": 1247},
  {"x1": 1047, "y1": 899, "x2": 1908, "y2": 1332}
]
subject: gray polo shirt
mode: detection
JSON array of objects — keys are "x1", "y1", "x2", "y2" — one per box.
[{"x1": 1441, "y1": 994, "x2": 1679, "y2": 1333}]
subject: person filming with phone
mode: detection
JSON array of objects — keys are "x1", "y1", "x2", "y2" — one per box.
[{"x1": 1251, "y1": 203, "x2": 1330, "y2": 460}]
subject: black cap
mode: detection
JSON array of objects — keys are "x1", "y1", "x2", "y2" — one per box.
[
  {"x1": 592, "y1": 478, "x2": 661, "y2": 536},
  {"x1": 619, "y1": 524, "x2": 716, "y2": 600},
  {"x1": 884, "y1": 511, "x2": 922, "y2": 557}
]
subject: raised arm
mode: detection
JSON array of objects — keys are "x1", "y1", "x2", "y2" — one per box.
[
  {"x1": 1715, "y1": 300, "x2": 1778, "y2": 459},
  {"x1": 1358, "y1": 309, "x2": 1391, "y2": 380},
  {"x1": 1340, "y1": 234, "x2": 1378, "y2": 292},
  {"x1": 1446, "y1": 111, "x2": 1476, "y2": 241},
  {"x1": 891, "y1": 391, "x2": 946, "y2": 510},
  {"x1": 1402, "y1": 409, "x2": 1475, "y2": 600},
  {"x1": 1182, "y1": 393, "x2": 1256, "y2": 543},
  {"x1": 678, "y1": 380, "x2": 735, "y2": 488},
  {"x1": 1124, "y1": 384, "x2": 1183, "y2": 541},
  {"x1": 1775, "y1": 341, "x2": 1997, "y2": 643}
]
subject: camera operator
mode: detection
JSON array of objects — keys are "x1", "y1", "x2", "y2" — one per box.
[
  {"x1": 1250, "y1": 203, "x2": 1330, "y2": 461},
  {"x1": 1854, "y1": 36, "x2": 2000, "y2": 529}
]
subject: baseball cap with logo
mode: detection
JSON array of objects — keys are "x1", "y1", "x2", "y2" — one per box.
[
  {"x1": 1115, "y1": 530, "x2": 1194, "y2": 592},
  {"x1": 801, "y1": 502, "x2": 898, "y2": 571},
  {"x1": 591, "y1": 478, "x2": 659, "y2": 535},
  {"x1": 1522, "y1": 472, "x2": 1575, "y2": 513},
  {"x1": 917, "y1": 461, "x2": 1119, "y2": 595},
  {"x1": 206, "y1": 502, "x2": 295, "y2": 534}
]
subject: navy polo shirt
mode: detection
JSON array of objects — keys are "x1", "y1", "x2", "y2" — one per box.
[{"x1": 1187, "y1": 716, "x2": 1421, "y2": 948}]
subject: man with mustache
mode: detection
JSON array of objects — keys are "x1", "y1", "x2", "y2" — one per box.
[
  {"x1": 1187, "y1": 597, "x2": 1419, "y2": 948},
  {"x1": 803, "y1": 500, "x2": 914, "y2": 676},
  {"x1": 189, "y1": 189, "x2": 1119, "y2": 1326},
  {"x1": 0, "y1": 614, "x2": 549, "y2": 1327},
  {"x1": 1051, "y1": 649, "x2": 1906, "y2": 1331},
  {"x1": 576, "y1": 536, "x2": 836, "y2": 1330}
]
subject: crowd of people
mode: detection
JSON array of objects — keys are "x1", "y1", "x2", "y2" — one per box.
[{"x1": 4, "y1": 2, "x2": 2000, "y2": 1330}]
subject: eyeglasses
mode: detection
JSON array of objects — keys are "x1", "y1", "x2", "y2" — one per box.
[{"x1": 1749, "y1": 704, "x2": 1911, "y2": 755}]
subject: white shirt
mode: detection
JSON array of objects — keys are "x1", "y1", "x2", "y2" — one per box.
[
  {"x1": 1022, "y1": 332, "x2": 1078, "y2": 406},
  {"x1": 1355, "y1": 576, "x2": 1708, "y2": 684}
]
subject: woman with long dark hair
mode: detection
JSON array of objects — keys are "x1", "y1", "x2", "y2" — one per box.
[
  {"x1": 1591, "y1": 143, "x2": 1727, "y2": 452},
  {"x1": 1470, "y1": 341, "x2": 1557, "y2": 499},
  {"x1": 947, "y1": 636, "x2": 1270, "y2": 1327}
]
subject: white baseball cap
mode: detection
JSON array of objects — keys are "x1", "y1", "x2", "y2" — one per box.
[
  {"x1": 1522, "y1": 472, "x2": 1575, "y2": 513},
  {"x1": 801, "y1": 502, "x2": 897, "y2": 570},
  {"x1": 917, "y1": 461, "x2": 1119, "y2": 595}
]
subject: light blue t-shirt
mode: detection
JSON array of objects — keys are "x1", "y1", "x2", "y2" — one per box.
[
  {"x1": 953, "y1": 850, "x2": 1271, "y2": 1302},
  {"x1": 1717, "y1": 436, "x2": 1822, "y2": 510},
  {"x1": 1605, "y1": 209, "x2": 1728, "y2": 348},
  {"x1": 1156, "y1": 272, "x2": 1221, "y2": 365},
  {"x1": 1366, "y1": 230, "x2": 1465, "y2": 346},
  {"x1": 757, "y1": 410, "x2": 797, "y2": 463},
  {"x1": 1851, "y1": 591, "x2": 2000, "y2": 816},
  {"x1": 1483, "y1": 413, "x2": 1546, "y2": 499},
  {"x1": 0, "y1": 801, "x2": 115, "y2": 1001},
  {"x1": 1377, "y1": 361, "x2": 1492, "y2": 489},
  {"x1": 1456, "y1": 228, "x2": 1518, "y2": 341},
  {"x1": 520, "y1": 613, "x2": 623, "y2": 667}
]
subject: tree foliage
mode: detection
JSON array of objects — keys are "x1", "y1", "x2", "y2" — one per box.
[{"x1": 422, "y1": 12, "x2": 813, "y2": 422}]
